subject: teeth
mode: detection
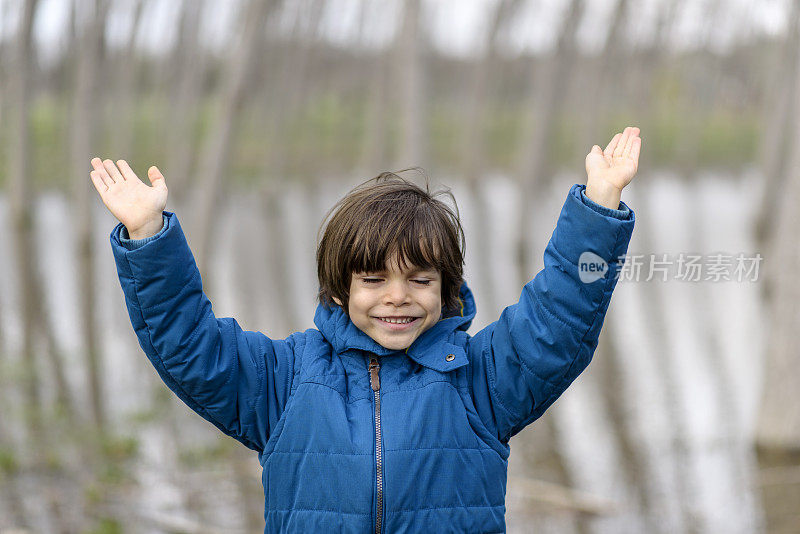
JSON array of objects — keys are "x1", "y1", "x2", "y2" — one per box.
[{"x1": 381, "y1": 317, "x2": 414, "y2": 324}]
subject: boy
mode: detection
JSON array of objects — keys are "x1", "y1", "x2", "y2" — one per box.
[{"x1": 90, "y1": 126, "x2": 640, "y2": 533}]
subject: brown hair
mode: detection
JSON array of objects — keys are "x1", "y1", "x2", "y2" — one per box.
[{"x1": 316, "y1": 169, "x2": 465, "y2": 313}]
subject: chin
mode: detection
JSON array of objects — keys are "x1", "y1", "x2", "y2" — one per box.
[{"x1": 379, "y1": 339, "x2": 411, "y2": 351}]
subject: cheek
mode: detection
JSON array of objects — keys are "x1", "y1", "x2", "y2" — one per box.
[
  {"x1": 347, "y1": 291, "x2": 372, "y2": 315},
  {"x1": 424, "y1": 290, "x2": 442, "y2": 312}
]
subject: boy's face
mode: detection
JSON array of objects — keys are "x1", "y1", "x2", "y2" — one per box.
[{"x1": 334, "y1": 254, "x2": 442, "y2": 351}]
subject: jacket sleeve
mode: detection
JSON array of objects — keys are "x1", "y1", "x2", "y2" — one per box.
[
  {"x1": 467, "y1": 184, "x2": 634, "y2": 443},
  {"x1": 110, "y1": 211, "x2": 295, "y2": 452}
]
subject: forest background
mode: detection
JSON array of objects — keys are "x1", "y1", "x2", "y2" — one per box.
[{"x1": 1, "y1": 0, "x2": 799, "y2": 532}]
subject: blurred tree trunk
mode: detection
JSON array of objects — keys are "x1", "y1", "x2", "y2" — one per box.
[
  {"x1": 108, "y1": 0, "x2": 146, "y2": 158},
  {"x1": 395, "y1": 0, "x2": 427, "y2": 168},
  {"x1": 191, "y1": 0, "x2": 274, "y2": 276},
  {"x1": 165, "y1": 0, "x2": 209, "y2": 206},
  {"x1": 570, "y1": 2, "x2": 657, "y2": 526},
  {"x1": 627, "y1": 0, "x2": 685, "y2": 178},
  {"x1": 460, "y1": 0, "x2": 520, "y2": 316},
  {"x1": 254, "y1": 0, "x2": 323, "y2": 332},
  {"x1": 357, "y1": 1, "x2": 389, "y2": 172},
  {"x1": 0, "y1": 0, "x2": 8, "y2": 112},
  {"x1": 0, "y1": 424, "x2": 26, "y2": 527},
  {"x1": 632, "y1": 184, "x2": 695, "y2": 533},
  {"x1": 755, "y1": 0, "x2": 800, "y2": 448},
  {"x1": 358, "y1": 50, "x2": 389, "y2": 172},
  {"x1": 755, "y1": 3, "x2": 800, "y2": 529},
  {"x1": 8, "y1": 0, "x2": 67, "y2": 529},
  {"x1": 69, "y1": 0, "x2": 109, "y2": 434},
  {"x1": 9, "y1": 0, "x2": 44, "y2": 456},
  {"x1": 652, "y1": 5, "x2": 752, "y2": 516},
  {"x1": 754, "y1": 0, "x2": 800, "y2": 281},
  {"x1": 259, "y1": 184, "x2": 300, "y2": 333},
  {"x1": 514, "y1": 0, "x2": 582, "y2": 281},
  {"x1": 511, "y1": 2, "x2": 586, "y2": 531},
  {"x1": 258, "y1": 0, "x2": 324, "y2": 178},
  {"x1": 575, "y1": 0, "x2": 630, "y2": 155},
  {"x1": 629, "y1": 0, "x2": 684, "y2": 114},
  {"x1": 231, "y1": 436, "x2": 264, "y2": 530},
  {"x1": 0, "y1": 301, "x2": 27, "y2": 533},
  {"x1": 673, "y1": 0, "x2": 725, "y2": 176},
  {"x1": 593, "y1": 326, "x2": 656, "y2": 531}
]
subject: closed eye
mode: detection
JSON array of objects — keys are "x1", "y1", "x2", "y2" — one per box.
[
  {"x1": 362, "y1": 277, "x2": 383, "y2": 284},
  {"x1": 412, "y1": 279, "x2": 432, "y2": 285}
]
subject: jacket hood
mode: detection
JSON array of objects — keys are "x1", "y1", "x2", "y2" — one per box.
[{"x1": 313, "y1": 281, "x2": 477, "y2": 370}]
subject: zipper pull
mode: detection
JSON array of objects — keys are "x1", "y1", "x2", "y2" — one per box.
[{"x1": 369, "y1": 357, "x2": 381, "y2": 391}]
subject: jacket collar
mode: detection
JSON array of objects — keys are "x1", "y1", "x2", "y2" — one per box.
[{"x1": 313, "y1": 282, "x2": 476, "y2": 372}]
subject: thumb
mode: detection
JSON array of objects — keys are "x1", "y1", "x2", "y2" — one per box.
[
  {"x1": 591, "y1": 145, "x2": 602, "y2": 154},
  {"x1": 147, "y1": 166, "x2": 167, "y2": 189}
]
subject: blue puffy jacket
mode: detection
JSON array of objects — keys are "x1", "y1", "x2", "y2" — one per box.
[{"x1": 110, "y1": 183, "x2": 634, "y2": 533}]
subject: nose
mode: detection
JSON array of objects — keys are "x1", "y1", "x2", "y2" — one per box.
[{"x1": 383, "y1": 279, "x2": 410, "y2": 306}]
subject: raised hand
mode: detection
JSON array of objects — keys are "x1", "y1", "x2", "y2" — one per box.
[
  {"x1": 90, "y1": 158, "x2": 168, "y2": 239},
  {"x1": 584, "y1": 126, "x2": 641, "y2": 210},
  {"x1": 585, "y1": 126, "x2": 641, "y2": 190}
]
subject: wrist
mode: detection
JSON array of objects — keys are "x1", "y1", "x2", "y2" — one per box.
[
  {"x1": 128, "y1": 218, "x2": 164, "y2": 240},
  {"x1": 584, "y1": 180, "x2": 623, "y2": 211}
]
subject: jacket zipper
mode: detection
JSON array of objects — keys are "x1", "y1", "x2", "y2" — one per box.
[{"x1": 368, "y1": 356, "x2": 383, "y2": 534}]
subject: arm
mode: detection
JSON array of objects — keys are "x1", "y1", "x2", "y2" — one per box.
[
  {"x1": 91, "y1": 158, "x2": 294, "y2": 450},
  {"x1": 111, "y1": 210, "x2": 295, "y2": 452},
  {"x1": 468, "y1": 184, "x2": 634, "y2": 442},
  {"x1": 467, "y1": 126, "x2": 641, "y2": 443}
]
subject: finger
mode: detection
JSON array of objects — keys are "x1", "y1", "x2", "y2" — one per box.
[
  {"x1": 614, "y1": 127, "x2": 631, "y2": 158},
  {"x1": 91, "y1": 157, "x2": 114, "y2": 184},
  {"x1": 116, "y1": 159, "x2": 139, "y2": 182},
  {"x1": 630, "y1": 136, "x2": 641, "y2": 165},
  {"x1": 148, "y1": 166, "x2": 167, "y2": 188},
  {"x1": 103, "y1": 159, "x2": 124, "y2": 183},
  {"x1": 623, "y1": 131, "x2": 637, "y2": 159},
  {"x1": 90, "y1": 170, "x2": 109, "y2": 192},
  {"x1": 604, "y1": 133, "x2": 621, "y2": 156}
]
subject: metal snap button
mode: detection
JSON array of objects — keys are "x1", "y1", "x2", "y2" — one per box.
[{"x1": 445, "y1": 354, "x2": 455, "y2": 362}]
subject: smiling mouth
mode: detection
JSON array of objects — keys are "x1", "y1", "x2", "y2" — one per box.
[{"x1": 374, "y1": 316, "x2": 419, "y2": 325}]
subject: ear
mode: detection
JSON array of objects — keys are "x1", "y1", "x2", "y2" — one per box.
[{"x1": 332, "y1": 296, "x2": 343, "y2": 307}]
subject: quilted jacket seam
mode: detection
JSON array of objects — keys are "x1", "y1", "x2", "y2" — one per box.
[
  {"x1": 286, "y1": 335, "x2": 301, "y2": 396},
  {"x1": 270, "y1": 450, "x2": 370, "y2": 455},
  {"x1": 481, "y1": 333, "x2": 518, "y2": 420},
  {"x1": 383, "y1": 379, "x2": 466, "y2": 395},
  {"x1": 550, "y1": 237, "x2": 576, "y2": 268},
  {"x1": 388, "y1": 503, "x2": 505, "y2": 514},
  {"x1": 269, "y1": 446, "x2": 494, "y2": 455},
  {"x1": 135, "y1": 270, "x2": 196, "y2": 313},
  {"x1": 266, "y1": 508, "x2": 370, "y2": 516},
  {"x1": 302, "y1": 380, "x2": 350, "y2": 403},
  {"x1": 508, "y1": 289, "x2": 586, "y2": 391},
  {"x1": 530, "y1": 283, "x2": 577, "y2": 331},
  {"x1": 239, "y1": 323, "x2": 264, "y2": 418}
]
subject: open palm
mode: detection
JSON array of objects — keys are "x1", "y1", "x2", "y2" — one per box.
[
  {"x1": 585, "y1": 126, "x2": 641, "y2": 191},
  {"x1": 89, "y1": 158, "x2": 168, "y2": 236}
]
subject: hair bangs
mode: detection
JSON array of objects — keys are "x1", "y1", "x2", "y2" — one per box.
[
  {"x1": 316, "y1": 169, "x2": 465, "y2": 312},
  {"x1": 346, "y1": 199, "x2": 438, "y2": 274}
]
